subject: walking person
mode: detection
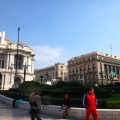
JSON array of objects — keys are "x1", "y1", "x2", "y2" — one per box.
[
  {"x1": 30, "y1": 91, "x2": 42, "y2": 120},
  {"x1": 29, "y1": 92, "x2": 35, "y2": 114},
  {"x1": 83, "y1": 87, "x2": 98, "y2": 120},
  {"x1": 60, "y1": 94, "x2": 70, "y2": 119}
]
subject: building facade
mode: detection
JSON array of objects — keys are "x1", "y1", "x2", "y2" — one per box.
[
  {"x1": 35, "y1": 63, "x2": 68, "y2": 84},
  {"x1": 0, "y1": 31, "x2": 35, "y2": 89},
  {"x1": 68, "y1": 51, "x2": 120, "y2": 85}
]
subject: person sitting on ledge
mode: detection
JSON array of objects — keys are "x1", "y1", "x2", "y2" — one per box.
[
  {"x1": 12, "y1": 92, "x2": 22, "y2": 107},
  {"x1": 60, "y1": 94, "x2": 70, "y2": 119}
]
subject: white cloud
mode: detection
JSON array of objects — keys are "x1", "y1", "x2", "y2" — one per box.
[{"x1": 31, "y1": 45, "x2": 69, "y2": 68}]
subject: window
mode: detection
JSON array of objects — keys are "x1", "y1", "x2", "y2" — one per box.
[
  {"x1": 89, "y1": 75, "x2": 90, "y2": 79},
  {"x1": 92, "y1": 57, "x2": 95, "y2": 60},
  {"x1": 61, "y1": 72, "x2": 63, "y2": 75},
  {"x1": 14, "y1": 55, "x2": 23, "y2": 70},
  {"x1": 0, "y1": 55, "x2": 5, "y2": 68},
  {"x1": 94, "y1": 75, "x2": 96, "y2": 79},
  {"x1": 88, "y1": 65, "x2": 90, "y2": 71},
  {"x1": 61, "y1": 66, "x2": 63, "y2": 68},
  {"x1": 65, "y1": 77, "x2": 67, "y2": 80},
  {"x1": 2, "y1": 60, "x2": 4, "y2": 68}
]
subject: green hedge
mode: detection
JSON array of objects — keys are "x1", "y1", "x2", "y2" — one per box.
[
  {"x1": 42, "y1": 97, "x2": 108, "y2": 108},
  {"x1": 106, "y1": 101, "x2": 120, "y2": 109},
  {"x1": 55, "y1": 81, "x2": 83, "y2": 88}
]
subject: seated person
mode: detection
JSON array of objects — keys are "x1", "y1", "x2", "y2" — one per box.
[
  {"x1": 12, "y1": 92, "x2": 22, "y2": 107},
  {"x1": 60, "y1": 94, "x2": 70, "y2": 118}
]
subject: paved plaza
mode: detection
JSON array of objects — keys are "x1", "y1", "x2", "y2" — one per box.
[{"x1": 0, "y1": 102, "x2": 71, "y2": 120}]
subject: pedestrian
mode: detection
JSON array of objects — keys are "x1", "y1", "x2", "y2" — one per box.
[
  {"x1": 29, "y1": 92, "x2": 35, "y2": 114},
  {"x1": 83, "y1": 87, "x2": 98, "y2": 120},
  {"x1": 30, "y1": 91, "x2": 42, "y2": 120},
  {"x1": 60, "y1": 94, "x2": 70, "y2": 119}
]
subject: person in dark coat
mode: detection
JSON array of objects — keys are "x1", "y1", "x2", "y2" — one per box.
[
  {"x1": 60, "y1": 94, "x2": 70, "y2": 118},
  {"x1": 29, "y1": 92, "x2": 35, "y2": 114},
  {"x1": 30, "y1": 91, "x2": 42, "y2": 120}
]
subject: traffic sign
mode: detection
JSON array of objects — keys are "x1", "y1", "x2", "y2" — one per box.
[{"x1": 110, "y1": 71, "x2": 116, "y2": 76}]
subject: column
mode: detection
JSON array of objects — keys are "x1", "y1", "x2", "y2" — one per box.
[
  {"x1": 23, "y1": 56, "x2": 27, "y2": 65},
  {"x1": 119, "y1": 67, "x2": 120, "y2": 77},
  {"x1": 9, "y1": 54, "x2": 14, "y2": 67},
  {"x1": 97, "y1": 62, "x2": 100, "y2": 79},
  {"x1": 31, "y1": 59, "x2": 33, "y2": 73},
  {"x1": 1, "y1": 74, "x2": 4, "y2": 89},
  {"x1": 27, "y1": 57, "x2": 28, "y2": 71},
  {"x1": 32, "y1": 59, "x2": 34, "y2": 74},
  {"x1": 6, "y1": 54, "x2": 9, "y2": 69},
  {"x1": 28, "y1": 57, "x2": 31, "y2": 73}
]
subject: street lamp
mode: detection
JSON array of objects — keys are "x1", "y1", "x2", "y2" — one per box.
[
  {"x1": 23, "y1": 63, "x2": 29, "y2": 82},
  {"x1": 9, "y1": 64, "x2": 13, "y2": 88}
]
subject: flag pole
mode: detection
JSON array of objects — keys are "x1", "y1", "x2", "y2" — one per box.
[{"x1": 110, "y1": 44, "x2": 112, "y2": 56}]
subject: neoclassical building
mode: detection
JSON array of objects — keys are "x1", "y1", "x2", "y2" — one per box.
[
  {"x1": 35, "y1": 63, "x2": 68, "y2": 84},
  {"x1": 68, "y1": 51, "x2": 120, "y2": 85},
  {"x1": 0, "y1": 31, "x2": 35, "y2": 89}
]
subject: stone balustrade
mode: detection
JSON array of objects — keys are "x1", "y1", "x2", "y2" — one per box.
[{"x1": 0, "y1": 94, "x2": 120, "y2": 120}]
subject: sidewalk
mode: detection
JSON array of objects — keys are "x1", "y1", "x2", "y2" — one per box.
[{"x1": 0, "y1": 102, "x2": 74, "y2": 120}]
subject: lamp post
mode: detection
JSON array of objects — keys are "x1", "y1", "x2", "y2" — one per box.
[
  {"x1": 15, "y1": 27, "x2": 20, "y2": 84},
  {"x1": 9, "y1": 64, "x2": 13, "y2": 88},
  {"x1": 23, "y1": 63, "x2": 29, "y2": 82}
]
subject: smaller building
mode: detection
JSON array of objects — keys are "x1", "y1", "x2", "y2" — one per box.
[{"x1": 35, "y1": 63, "x2": 68, "y2": 84}]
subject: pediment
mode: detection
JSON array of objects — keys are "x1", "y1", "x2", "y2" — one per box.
[{"x1": 7, "y1": 42, "x2": 33, "y2": 52}]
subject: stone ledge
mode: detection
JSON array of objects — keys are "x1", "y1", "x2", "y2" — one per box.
[{"x1": 0, "y1": 94, "x2": 120, "y2": 120}]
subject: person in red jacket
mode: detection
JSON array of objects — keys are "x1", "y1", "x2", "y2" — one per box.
[{"x1": 83, "y1": 87, "x2": 98, "y2": 120}]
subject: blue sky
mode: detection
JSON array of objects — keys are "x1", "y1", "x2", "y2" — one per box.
[{"x1": 0, "y1": 0, "x2": 120, "y2": 68}]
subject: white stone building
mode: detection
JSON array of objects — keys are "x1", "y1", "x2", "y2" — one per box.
[{"x1": 0, "y1": 31, "x2": 35, "y2": 89}]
